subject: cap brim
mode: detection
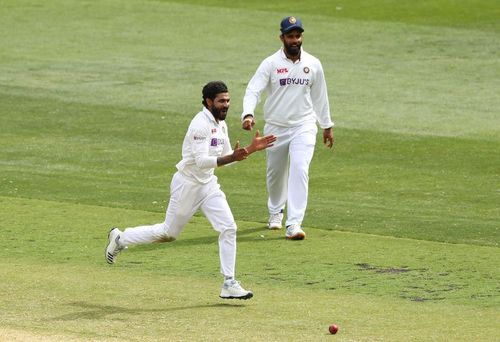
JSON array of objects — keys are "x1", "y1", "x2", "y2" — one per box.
[{"x1": 281, "y1": 25, "x2": 304, "y2": 34}]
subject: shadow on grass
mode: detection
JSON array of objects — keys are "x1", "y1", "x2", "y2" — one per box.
[
  {"x1": 49, "y1": 301, "x2": 246, "y2": 321},
  {"x1": 134, "y1": 225, "x2": 280, "y2": 251}
]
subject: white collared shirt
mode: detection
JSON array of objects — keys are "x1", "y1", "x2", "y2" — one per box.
[
  {"x1": 176, "y1": 107, "x2": 232, "y2": 183},
  {"x1": 242, "y1": 48, "x2": 333, "y2": 129}
]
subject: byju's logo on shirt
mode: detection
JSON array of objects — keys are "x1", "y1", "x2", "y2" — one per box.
[
  {"x1": 211, "y1": 138, "x2": 225, "y2": 147},
  {"x1": 279, "y1": 78, "x2": 310, "y2": 86}
]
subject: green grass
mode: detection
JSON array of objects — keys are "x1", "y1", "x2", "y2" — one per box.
[
  {"x1": 168, "y1": 0, "x2": 500, "y2": 30},
  {"x1": 1, "y1": 197, "x2": 498, "y2": 341},
  {"x1": 0, "y1": 0, "x2": 499, "y2": 340}
]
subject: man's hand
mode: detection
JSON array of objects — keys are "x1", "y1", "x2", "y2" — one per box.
[
  {"x1": 217, "y1": 133, "x2": 276, "y2": 167},
  {"x1": 323, "y1": 127, "x2": 334, "y2": 148},
  {"x1": 242, "y1": 115, "x2": 255, "y2": 131},
  {"x1": 231, "y1": 141, "x2": 249, "y2": 161},
  {"x1": 246, "y1": 130, "x2": 276, "y2": 154}
]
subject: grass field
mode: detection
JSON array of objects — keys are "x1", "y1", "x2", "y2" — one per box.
[{"x1": 1, "y1": 0, "x2": 499, "y2": 341}]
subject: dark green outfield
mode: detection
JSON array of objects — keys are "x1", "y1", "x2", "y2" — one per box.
[
  {"x1": 168, "y1": 0, "x2": 500, "y2": 30},
  {"x1": 1, "y1": 91, "x2": 498, "y2": 246}
]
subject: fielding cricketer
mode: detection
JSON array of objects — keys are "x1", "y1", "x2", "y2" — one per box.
[
  {"x1": 241, "y1": 16, "x2": 334, "y2": 240},
  {"x1": 106, "y1": 81, "x2": 276, "y2": 300}
]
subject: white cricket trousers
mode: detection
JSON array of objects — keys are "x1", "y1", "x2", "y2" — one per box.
[
  {"x1": 119, "y1": 172, "x2": 237, "y2": 278},
  {"x1": 264, "y1": 121, "x2": 317, "y2": 227}
]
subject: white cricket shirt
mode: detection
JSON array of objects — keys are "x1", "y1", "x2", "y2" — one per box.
[
  {"x1": 242, "y1": 48, "x2": 333, "y2": 129},
  {"x1": 176, "y1": 107, "x2": 232, "y2": 184}
]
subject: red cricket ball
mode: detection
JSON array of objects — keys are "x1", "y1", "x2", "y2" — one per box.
[{"x1": 329, "y1": 324, "x2": 339, "y2": 334}]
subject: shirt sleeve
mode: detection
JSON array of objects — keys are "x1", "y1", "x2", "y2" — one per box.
[
  {"x1": 189, "y1": 127, "x2": 218, "y2": 169},
  {"x1": 242, "y1": 58, "x2": 272, "y2": 120},
  {"x1": 311, "y1": 60, "x2": 334, "y2": 129}
]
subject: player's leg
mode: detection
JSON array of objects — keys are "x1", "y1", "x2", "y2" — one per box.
[
  {"x1": 106, "y1": 172, "x2": 200, "y2": 263},
  {"x1": 201, "y1": 189, "x2": 236, "y2": 279},
  {"x1": 285, "y1": 122, "x2": 317, "y2": 239},
  {"x1": 201, "y1": 182, "x2": 253, "y2": 299},
  {"x1": 264, "y1": 123, "x2": 291, "y2": 229},
  {"x1": 120, "y1": 172, "x2": 199, "y2": 244}
]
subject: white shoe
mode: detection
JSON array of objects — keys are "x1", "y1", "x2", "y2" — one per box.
[
  {"x1": 268, "y1": 211, "x2": 284, "y2": 230},
  {"x1": 285, "y1": 225, "x2": 306, "y2": 240},
  {"x1": 105, "y1": 228, "x2": 125, "y2": 264},
  {"x1": 220, "y1": 279, "x2": 253, "y2": 300}
]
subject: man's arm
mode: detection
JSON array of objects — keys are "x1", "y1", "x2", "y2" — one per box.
[
  {"x1": 217, "y1": 131, "x2": 276, "y2": 166},
  {"x1": 311, "y1": 60, "x2": 334, "y2": 130},
  {"x1": 190, "y1": 127, "x2": 218, "y2": 169},
  {"x1": 217, "y1": 141, "x2": 246, "y2": 167},
  {"x1": 311, "y1": 60, "x2": 334, "y2": 149},
  {"x1": 241, "y1": 59, "x2": 271, "y2": 131}
]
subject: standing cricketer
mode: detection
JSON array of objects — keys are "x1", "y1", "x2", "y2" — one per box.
[
  {"x1": 106, "y1": 81, "x2": 276, "y2": 299},
  {"x1": 241, "y1": 16, "x2": 334, "y2": 240}
]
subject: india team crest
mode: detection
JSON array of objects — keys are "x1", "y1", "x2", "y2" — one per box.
[
  {"x1": 289, "y1": 17, "x2": 297, "y2": 24},
  {"x1": 303, "y1": 67, "x2": 310, "y2": 74}
]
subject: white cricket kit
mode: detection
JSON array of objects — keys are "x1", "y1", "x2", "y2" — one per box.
[
  {"x1": 120, "y1": 107, "x2": 238, "y2": 277},
  {"x1": 242, "y1": 48, "x2": 334, "y2": 227},
  {"x1": 242, "y1": 48, "x2": 333, "y2": 129}
]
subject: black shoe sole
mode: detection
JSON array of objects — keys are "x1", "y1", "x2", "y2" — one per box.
[{"x1": 219, "y1": 292, "x2": 254, "y2": 300}]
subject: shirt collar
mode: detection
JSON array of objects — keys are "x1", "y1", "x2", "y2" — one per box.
[
  {"x1": 280, "y1": 48, "x2": 302, "y2": 63},
  {"x1": 202, "y1": 106, "x2": 218, "y2": 125}
]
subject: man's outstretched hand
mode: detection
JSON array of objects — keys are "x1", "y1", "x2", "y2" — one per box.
[
  {"x1": 220, "y1": 132, "x2": 277, "y2": 167},
  {"x1": 246, "y1": 130, "x2": 276, "y2": 154}
]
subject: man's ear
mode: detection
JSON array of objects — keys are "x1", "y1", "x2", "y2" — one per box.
[{"x1": 206, "y1": 98, "x2": 213, "y2": 107}]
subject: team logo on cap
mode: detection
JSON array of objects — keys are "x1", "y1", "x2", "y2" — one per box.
[
  {"x1": 289, "y1": 17, "x2": 297, "y2": 24},
  {"x1": 303, "y1": 67, "x2": 310, "y2": 74}
]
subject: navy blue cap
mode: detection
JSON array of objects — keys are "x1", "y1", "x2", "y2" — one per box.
[{"x1": 280, "y1": 16, "x2": 304, "y2": 34}]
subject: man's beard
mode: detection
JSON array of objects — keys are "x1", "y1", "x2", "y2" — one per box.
[
  {"x1": 211, "y1": 105, "x2": 228, "y2": 121},
  {"x1": 284, "y1": 42, "x2": 301, "y2": 57}
]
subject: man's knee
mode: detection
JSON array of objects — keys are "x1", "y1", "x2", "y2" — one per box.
[
  {"x1": 219, "y1": 224, "x2": 237, "y2": 240},
  {"x1": 154, "y1": 224, "x2": 177, "y2": 243}
]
